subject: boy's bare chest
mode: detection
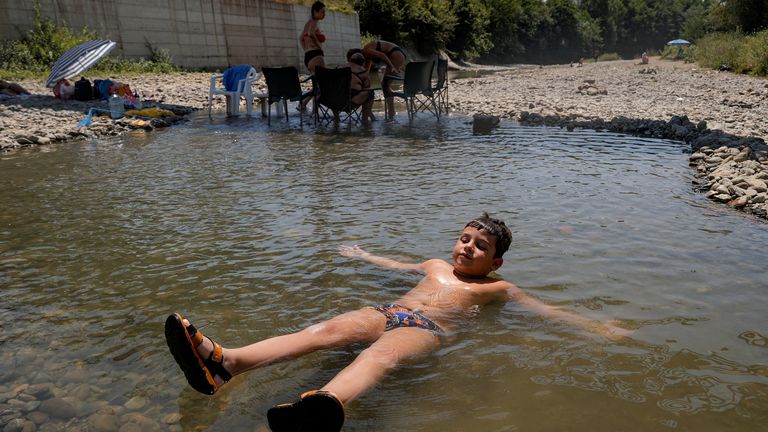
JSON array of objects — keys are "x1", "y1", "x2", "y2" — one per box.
[{"x1": 408, "y1": 277, "x2": 484, "y2": 307}]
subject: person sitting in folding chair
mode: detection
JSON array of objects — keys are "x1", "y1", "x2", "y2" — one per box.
[
  {"x1": 347, "y1": 49, "x2": 375, "y2": 123},
  {"x1": 362, "y1": 40, "x2": 407, "y2": 121}
]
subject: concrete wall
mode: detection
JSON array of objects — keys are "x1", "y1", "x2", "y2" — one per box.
[{"x1": 0, "y1": 0, "x2": 360, "y2": 71}]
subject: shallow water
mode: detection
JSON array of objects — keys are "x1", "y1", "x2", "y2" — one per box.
[{"x1": 1, "y1": 112, "x2": 766, "y2": 431}]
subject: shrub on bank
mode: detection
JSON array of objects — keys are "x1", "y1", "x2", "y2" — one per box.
[
  {"x1": 735, "y1": 31, "x2": 768, "y2": 76},
  {"x1": 0, "y1": 5, "x2": 178, "y2": 80},
  {"x1": 693, "y1": 31, "x2": 768, "y2": 77},
  {"x1": 0, "y1": 5, "x2": 95, "y2": 76},
  {"x1": 596, "y1": 52, "x2": 621, "y2": 62}
]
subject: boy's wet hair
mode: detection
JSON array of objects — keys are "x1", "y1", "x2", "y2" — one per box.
[
  {"x1": 312, "y1": 1, "x2": 325, "y2": 14},
  {"x1": 465, "y1": 213, "x2": 512, "y2": 258}
]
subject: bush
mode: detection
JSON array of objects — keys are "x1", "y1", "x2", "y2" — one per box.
[
  {"x1": 360, "y1": 32, "x2": 378, "y2": 47},
  {"x1": 692, "y1": 30, "x2": 768, "y2": 76},
  {"x1": 693, "y1": 32, "x2": 742, "y2": 70},
  {"x1": 0, "y1": 4, "x2": 95, "y2": 74},
  {"x1": 0, "y1": 5, "x2": 178, "y2": 79},
  {"x1": 596, "y1": 52, "x2": 621, "y2": 62},
  {"x1": 735, "y1": 30, "x2": 768, "y2": 76}
]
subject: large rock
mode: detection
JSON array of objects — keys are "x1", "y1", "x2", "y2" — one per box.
[{"x1": 472, "y1": 113, "x2": 500, "y2": 134}]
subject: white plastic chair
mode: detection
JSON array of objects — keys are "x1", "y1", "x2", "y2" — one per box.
[{"x1": 208, "y1": 67, "x2": 261, "y2": 117}]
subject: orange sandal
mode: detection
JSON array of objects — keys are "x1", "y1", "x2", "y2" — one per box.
[{"x1": 164, "y1": 313, "x2": 232, "y2": 395}]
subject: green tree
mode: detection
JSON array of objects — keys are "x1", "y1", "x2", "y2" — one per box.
[
  {"x1": 403, "y1": 0, "x2": 457, "y2": 54},
  {"x1": 355, "y1": 0, "x2": 405, "y2": 43},
  {"x1": 581, "y1": 0, "x2": 628, "y2": 54},
  {"x1": 682, "y1": 0, "x2": 717, "y2": 41},
  {"x1": 355, "y1": 0, "x2": 456, "y2": 54},
  {"x1": 532, "y1": 0, "x2": 594, "y2": 62},
  {"x1": 482, "y1": 0, "x2": 547, "y2": 62},
  {"x1": 712, "y1": 0, "x2": 768, "y2": 33},
  {"x1": 446, "y1": 0, "x2": 492, "y2": 60}
]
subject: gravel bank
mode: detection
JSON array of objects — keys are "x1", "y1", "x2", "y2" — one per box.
[{"x1": 450, "y1": 58, "x2": 768, "y2": 141}]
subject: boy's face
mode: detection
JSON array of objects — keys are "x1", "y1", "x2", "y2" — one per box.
[{"x1": 452, "y1": 226, "x2": 503, "y2": 277}]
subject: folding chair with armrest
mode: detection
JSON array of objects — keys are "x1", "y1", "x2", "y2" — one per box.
[
  {"x1": 387, "y1": 60, "x2": 439, "y2": 122},
  {"x1": 313, "y1": 66, "x2": 363, "y2": 126},
  {"x1": 433, "y1": 58, "x2": 449, "y2": 115},
  {"x1": 261, "y1": 66, "x2": 314, "y2": 125},
  {"x1": 413, "y1": 58, "x2": 448, "y2": 116}
]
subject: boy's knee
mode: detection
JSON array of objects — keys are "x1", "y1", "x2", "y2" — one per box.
[
  {"x1": 303, "y1": 322, "x2": 336, "y2": 338},
  {"x1": 358, "y1": 343, "x2": 399, "y2": 369},
  {"x1": 301, "y1": 320, "x2": 350, "y2": 345}
]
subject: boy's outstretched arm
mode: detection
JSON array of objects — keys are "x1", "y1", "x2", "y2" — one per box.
[
  {"x1": 339, "y1": 245, "x2": 424, "y2": 273},
  {"x1": 507, "y1": 285, "x2": 631, "y2": 341}
]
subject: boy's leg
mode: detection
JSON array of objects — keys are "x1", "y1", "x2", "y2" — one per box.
[
  {"x1": 266, "y1": 328, "x2": 438, "y2": 432},
  {"x1": 320, "y1": 327, "x2": 440, "y2": 404},
  {"x1": 184, "y1": 308, "x2": 386, "y2": 382}
]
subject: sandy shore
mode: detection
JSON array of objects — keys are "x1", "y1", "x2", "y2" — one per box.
[{"x1": 2, "y1": 58, "x2": 767, "y2": 218}]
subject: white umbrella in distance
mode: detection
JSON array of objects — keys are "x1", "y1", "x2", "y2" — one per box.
[
  {"x1": 667, "y1": 39, "x2": 691, "y2": 46},
  {"x1": 46, "y1": 39, "x2": 117, "y2": 88}
]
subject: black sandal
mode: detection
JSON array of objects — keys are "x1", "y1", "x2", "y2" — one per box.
[
  {"x1": 164, "y1": 313, "x2": 232, "y2": 395},
  {"x1": 267, "y1": 390, "x2": 345, "y2": 432}
]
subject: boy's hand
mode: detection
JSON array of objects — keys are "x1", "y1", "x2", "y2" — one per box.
[
  {"x1": 339, "y1": 245, "x2": 369, "y2": 258},
  {"x1": 602, "y1": 321, "x2": 634, "y2": 341}
]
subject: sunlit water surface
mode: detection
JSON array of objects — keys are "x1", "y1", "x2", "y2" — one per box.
[{"x1": 1, "y1": 112, "x2": 766, "y2": 431}]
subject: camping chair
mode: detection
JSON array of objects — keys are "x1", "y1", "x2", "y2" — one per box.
[
  {"x1": 208, "y1": 65, "x2": 261, "y2": 117},
  {"x1": 261, "y1": 66, "x2": 313, "y2": 125},
  {"x1": 433, "y1": 58, "x2": 449, "y2": 115},
  {"x1": 312, "y1": 66, "x2": 362, "y2": 126},
  {"x1": 388, "y1": 60, "x2": 438, "y2": 121},
  {"x1": 413, "y1": 58, "x2": 448, "y2": 117}
]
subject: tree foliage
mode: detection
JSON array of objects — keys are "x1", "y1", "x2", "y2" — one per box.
[{"x1": 355, "y1": 0, "x2": 768, "y2": 65}]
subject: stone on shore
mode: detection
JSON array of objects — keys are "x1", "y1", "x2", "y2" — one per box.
[{"x1": 472, "y1": 113, "x2": 500, "y2": 134}]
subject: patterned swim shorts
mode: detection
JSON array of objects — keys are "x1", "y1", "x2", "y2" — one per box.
[{"x1": 370, "y1": 303, "x2": 444, "y2": 334}]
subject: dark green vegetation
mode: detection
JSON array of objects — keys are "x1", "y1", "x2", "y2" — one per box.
[
  {"x1": 0, "y1": 5, "x2": 177, "y2": 80},
  {"x1": 356, "y1": 0, "x2": 768, "y2": 76}
]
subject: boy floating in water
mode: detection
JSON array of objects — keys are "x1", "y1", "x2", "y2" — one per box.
[{"x1": 165, "y1": 213, "x2": 628, "y2": 431}]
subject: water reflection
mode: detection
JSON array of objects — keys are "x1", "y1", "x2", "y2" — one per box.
[{"x1": 0, "y1": 115, "x2": 766, "y2": 431}]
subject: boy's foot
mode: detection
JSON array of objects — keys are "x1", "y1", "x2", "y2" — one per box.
[
  {"x1": 164, "y1": 312, "x2": 232, "y2": 395},
  {"x1": 267, "y1": 390, "x2": 344, "y2": 432}
]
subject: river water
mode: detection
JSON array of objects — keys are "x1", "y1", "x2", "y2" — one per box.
[{"x1": 1, "y1": 113, "x2": 766, "y2": 431}]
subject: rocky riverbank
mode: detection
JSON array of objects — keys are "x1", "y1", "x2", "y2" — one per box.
[{"x1": 1, "y1": 58, "x2": 767, "y2": 219}]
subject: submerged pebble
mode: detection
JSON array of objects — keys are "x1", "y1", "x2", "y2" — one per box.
[{"x1": 38, "y1": 398, "x2": 77, "y2": 419}]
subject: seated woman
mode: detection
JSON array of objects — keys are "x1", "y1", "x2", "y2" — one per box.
[
  {"x1": 362, "y1": 40, "x2": 406, "y2": 121},
  {"x1": 347, "y1": 49, "x2": 376, "y2": 123}
]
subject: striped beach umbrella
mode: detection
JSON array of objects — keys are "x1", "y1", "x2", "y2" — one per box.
[{"x1": 46, "y1": 39, "x2": 117, "y2": 88}]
